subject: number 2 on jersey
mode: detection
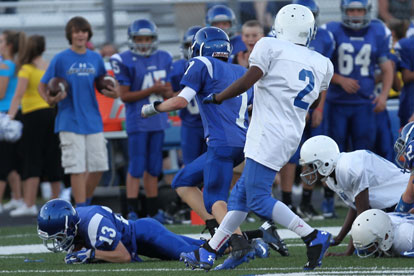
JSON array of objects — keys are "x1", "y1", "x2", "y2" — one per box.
[{"x1": 294, "y1": 69, "x2": 315, "y2": 110}]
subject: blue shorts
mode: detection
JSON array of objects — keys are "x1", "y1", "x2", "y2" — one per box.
[
  {"x1": 203, "y1": 146, "x2": 244, "y2": 213},
  {"x1": 181, "y1": 125, "x2": 206, "y2": 165},
  {"x1": 228, "y1": 158, "x2": 278, "y2": 220},
  {"x1": 128, "y1": 131, "x2": 164, "y2": 178},
  {"x1": 171, "y1": 152, "x2": 205, "y2": 189},
  {"x1": 326, "y1": 103, "x2": 376, "y2": 151},
  {"x1": 134, "y1": 218, "x2": 203, "y2": 260}
]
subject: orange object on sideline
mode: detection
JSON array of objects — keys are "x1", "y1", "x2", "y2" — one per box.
[{"x1": 191, "y1": 210, "x2": 205, "y2": 225}]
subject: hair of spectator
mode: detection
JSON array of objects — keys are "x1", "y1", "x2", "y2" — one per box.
[
  {"x1": 2, "y1": 30, "x2": 26, "y2": 73},
  {"x1": 242, "y1": 20, "x2": 264, "y2": 34},
  {"x1": 65, "y1": 16, "x2": 93, "y2": 44},
  {"x1": 387, "y1": 19, "x2": 410, "y2": 41},
  {"x1": 18, "y1": 35, "x2": 45, "y2": 67}
]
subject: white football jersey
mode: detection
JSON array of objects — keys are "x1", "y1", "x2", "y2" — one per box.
[
  {"x1": 245, "y1": 37, "x2": 333, "y2": 171},
  {"x1": 388, "y1": 212, "x2": 414, "y2": 256},
  {"x1": 325, "y1": 150, "x2": 408, "y2": 209}
]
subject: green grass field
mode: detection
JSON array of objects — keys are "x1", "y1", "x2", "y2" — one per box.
[{"x1": 1, "y1": 207, "x2": 413, "y2": 276}]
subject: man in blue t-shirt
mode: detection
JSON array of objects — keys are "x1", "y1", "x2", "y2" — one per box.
[
  {"x1": 39, "y1": 17, "x2": 118, "y2": 207},
  {"x1": 110, "y1": 19, "x2": 173, "y2": 221}
]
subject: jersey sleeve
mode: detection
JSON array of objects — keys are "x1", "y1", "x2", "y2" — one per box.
[
  {"x1": 110, "y1": 53, "x2": 132, "y2": 86},
  {"x1": 376, "y1": 24, "x2": 392, "y2": 64},
  {"x1": 18, "y1": 64, "x2": 31, "y2": 79},
  {"x1": 180, "y1": 58, "x2": 208, "y2": 92},
  {"x1": 320, "y1": 59, "x2": 334, "y2": 91},
  {"x1": 248, "y1": 38, "x2": 271, "y2": 75},
  {"x1": 96, "y1": 55, "x2": 107, "y2": 77},
  {"x1": 88, "y1": 215, "x2": 122, "y2": 251}
]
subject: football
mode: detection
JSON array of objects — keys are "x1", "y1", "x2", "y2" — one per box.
[
  {"x1": 47, "y1": 77, "x2": 69, "y2": 96},
  {"x1": 95, "y1": 75, "x2": 116, "y2": 94}
]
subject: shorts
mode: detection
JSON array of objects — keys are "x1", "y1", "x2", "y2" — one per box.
[{"x1": 59, "y1": 131, "x2": 108, "y2": 174}]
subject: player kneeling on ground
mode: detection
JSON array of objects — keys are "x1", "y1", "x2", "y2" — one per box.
[{"x1": 37, "y1": 199, "x2": 204, "y2": 264}]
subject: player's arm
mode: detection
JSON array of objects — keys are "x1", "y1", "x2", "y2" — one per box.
[
  {"x1": 310, "y1": 90, "x2": 326, "y2": 128},
  {"x1": 94, "y1": 241, "x2": 131, "y2": 263},
  {"x1": 8, "y1": 76, "x2": 28, "y2": 119},
  {"x1": 141, "y1": 86, "x2": 195, "y2": 117},
  {"x1": 205, "y1": 66, "x2": 263, "y2": 104},
  {"x1": 402, "y1": 68, "x2": 414, "y2": 84},
  {"x1": 373, "y1": 60, "x2": 393, "y2": 113},
  {"x1": 330, "y1": 73, "x2": 360, "y2": 94}
]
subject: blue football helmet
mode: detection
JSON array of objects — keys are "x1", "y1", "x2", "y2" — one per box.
[
  {"x1": 341, "y1": 0, "x2": 372, "y2": 30},
  {"x1": 37, "y1": 199, "x2": 80, "y2": 253},
  {"x1": 181, "y1": 25, "x2": 202, "y2": 60},
  {"x1": 205, "y1": 5, "x2": 237, "y2": 37},
  {"x1": 128, "y1": 19, "x2": 158, "y2": 56},
  {"x1": 395, "y1": 122, "x2": 414, "y2": 172},
  {"x1": 190, "y1": 27, "x2": 232, "y2": 60},
  {"x1": 293, "y1": 0, "x2": 320, "y2": 19}
]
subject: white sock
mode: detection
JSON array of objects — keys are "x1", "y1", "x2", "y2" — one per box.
[
  {"x1": 208, "y1": 210, "x2": 247, "y2": 251},
  {"x1": 272, "y1": 201, "x2": 313, "y2": 237}
]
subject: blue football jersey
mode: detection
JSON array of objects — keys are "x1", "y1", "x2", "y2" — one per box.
[
  {"x1": 309, "y1": 27, "x2": 334, "y2": 59},
  {"x1": 41, "y1": 49, "x2": 107, "y2": 134},
  {"x1": 395, "y1": 36, "x2": 414, "y2": 126},
  {"x1": 75, "y1": 205, "x2": 141, "y2": 262},
  {"x1": 229, "y1": 35, "x2": 247, "y2": 63},
  {"x1": 180, "y1": 56, "x2": 253, "y2": 147},
  {"x1": 323, "y1": 19, "x2": 391, "y2": 104},
  {"x1": 170, "y1": 58, "x2": 202, "y2": 128},
  {"x1": 110, "y1": 50, "x2": 172, "y2": 133}
]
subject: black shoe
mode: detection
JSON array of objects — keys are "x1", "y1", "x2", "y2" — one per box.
[
  {"x1": 302, "y1": 230, "x2": 332, "y2": 270},
  {"x1": 259, "y1": 221, "x2": 289, "y2": 256},
  {"x1": 297, "y1": 204, "x2": 324, "y2": 221}
]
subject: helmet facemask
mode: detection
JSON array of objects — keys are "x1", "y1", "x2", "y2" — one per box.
[
  {"x1": 129, "y1": 35, "x2": 158, "y2": 57},
  {"x1": 341, "y1": 0, "x2": 372, "y2": 30}
]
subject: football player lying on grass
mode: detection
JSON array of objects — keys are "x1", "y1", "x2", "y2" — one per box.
[
  {"x1": 37, "y1": 199, "x2": 270, "y2": 264},
  {"x1": 351, "y1": 209, "x2": 414, "y2": 258}
]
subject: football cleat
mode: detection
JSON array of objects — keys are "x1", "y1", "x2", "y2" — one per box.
[
  {"x1": 297, "y1": 204, "x2": 324, "y2": 221},
  {"x1": 260, "y1": 221, "x2": 289, "y2": 256},
  {"x1": 303, "y1": 230, "x2": 332, "y2": 270},
  {"x1": 180, "y1": 245, "x2": 216, "y2": 271},
  {"x1": 214, "y1": 234, "x2": 256, "y2": 270},
  {"x1": 251, "y1": 238, "x2": 269, "y2": 258}
]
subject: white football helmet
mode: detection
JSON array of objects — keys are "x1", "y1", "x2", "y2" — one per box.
[
  {"x1": 351, "y1": 209, "x2": 394, "y2": 258},
  {"x1": 299, "y1": 135, "x2": 340, "y2": 185},
  {"x1": 273, "y1": 4, "x2": 317, "y2": 47}
]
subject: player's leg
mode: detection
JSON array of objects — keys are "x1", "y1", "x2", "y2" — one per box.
[
  {"x1": 181, "y1": 125, "x2": 206, "y2": 165},
  {"x1": 374, "y1": 110, "x2": 394, "y2": 161},
  {"x1": 126, "y1": 132, "x2": 147, "y2": 219},
  {"x1": 172, "y1": 153, "x2": 216, "y2": 227},
  {"x1": 203, "y1": 146, "x2": 244, "y2": 224},
  {"x1": 244, "y1": 158, "x2": 331, "y2": 271},
  {"x1": 134, "y1": 217, "x2": 204, "y2": 260},
  {"x1": 145, "y1": 130, "x2": 164, "y2": 219},
  {"x1": 350, "y1": 104, "x2": 376, "y2": 150},
  {"x1": 326, "y1": 103, "x2": 349, "y2": 152}
]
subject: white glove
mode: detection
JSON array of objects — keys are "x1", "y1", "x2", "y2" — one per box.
[
  {"x1": 141, "y1": 101, "x2": 162, "y2": 118},
  {"x1": 65, "y1": 248, "x2": 95, "y2": 264}
]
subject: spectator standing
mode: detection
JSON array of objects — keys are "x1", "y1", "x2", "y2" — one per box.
[
  {"x1": 378, "y1": 0, "x2": 414, "y2": 25},
  {"x1": 7, "y1": 35, "x2": 62, "y2": 216},
  {"x1": 38, "y1": 16, "x2": 118, "y2": 207},
  {"x1": 0, "y1": 30, "x2": 25, "y2": 213}
]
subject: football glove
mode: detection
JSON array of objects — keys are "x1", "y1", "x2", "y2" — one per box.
[
  {"x1": 65, "y1": 248, "x2": 95, "y2": 264},
  {"x1": 202, "y1": 93, "x2": 221, "y2": 104},
  {"x1": 141, "y1": 101, "x2": 162, "y2": 118}
]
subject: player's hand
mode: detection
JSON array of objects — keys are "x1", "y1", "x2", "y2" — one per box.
[
  {"x1": 46, "y1": 90, "x2": 67, "y2": 106},
  {"x1": 65, "y1": 248, "x2": 95, "y2": 264},
  {"x1": 203, "y1": 93, "x2": 221, "y2": 104},
  {"x1": 311, "y1": 108, "x2": 323, "y2": 128},
  {"x1": 340, "y1": 77, "x2": 360, "y2": 94},
  {"x1": 101, "y1": 82, "x2": 119, "y2": 99},
  {"x1": 372, "y1": 94, "x2": 387, "y2": 113},
  {"x1": 141, "y1": 101, "x2": 162, "y2": 118},
  {"x1": 329, "y1": 237, "x2": 341, "y2": 247},
  {"x1": 157, "y1": 82, "x2": 174, "y2": 99},
  {"x1": 236, "y1": 51, "x2": 249, "y2": 68},
  {"x1": 152, "y1": 79, "x2": 171, "y2": 95}
]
